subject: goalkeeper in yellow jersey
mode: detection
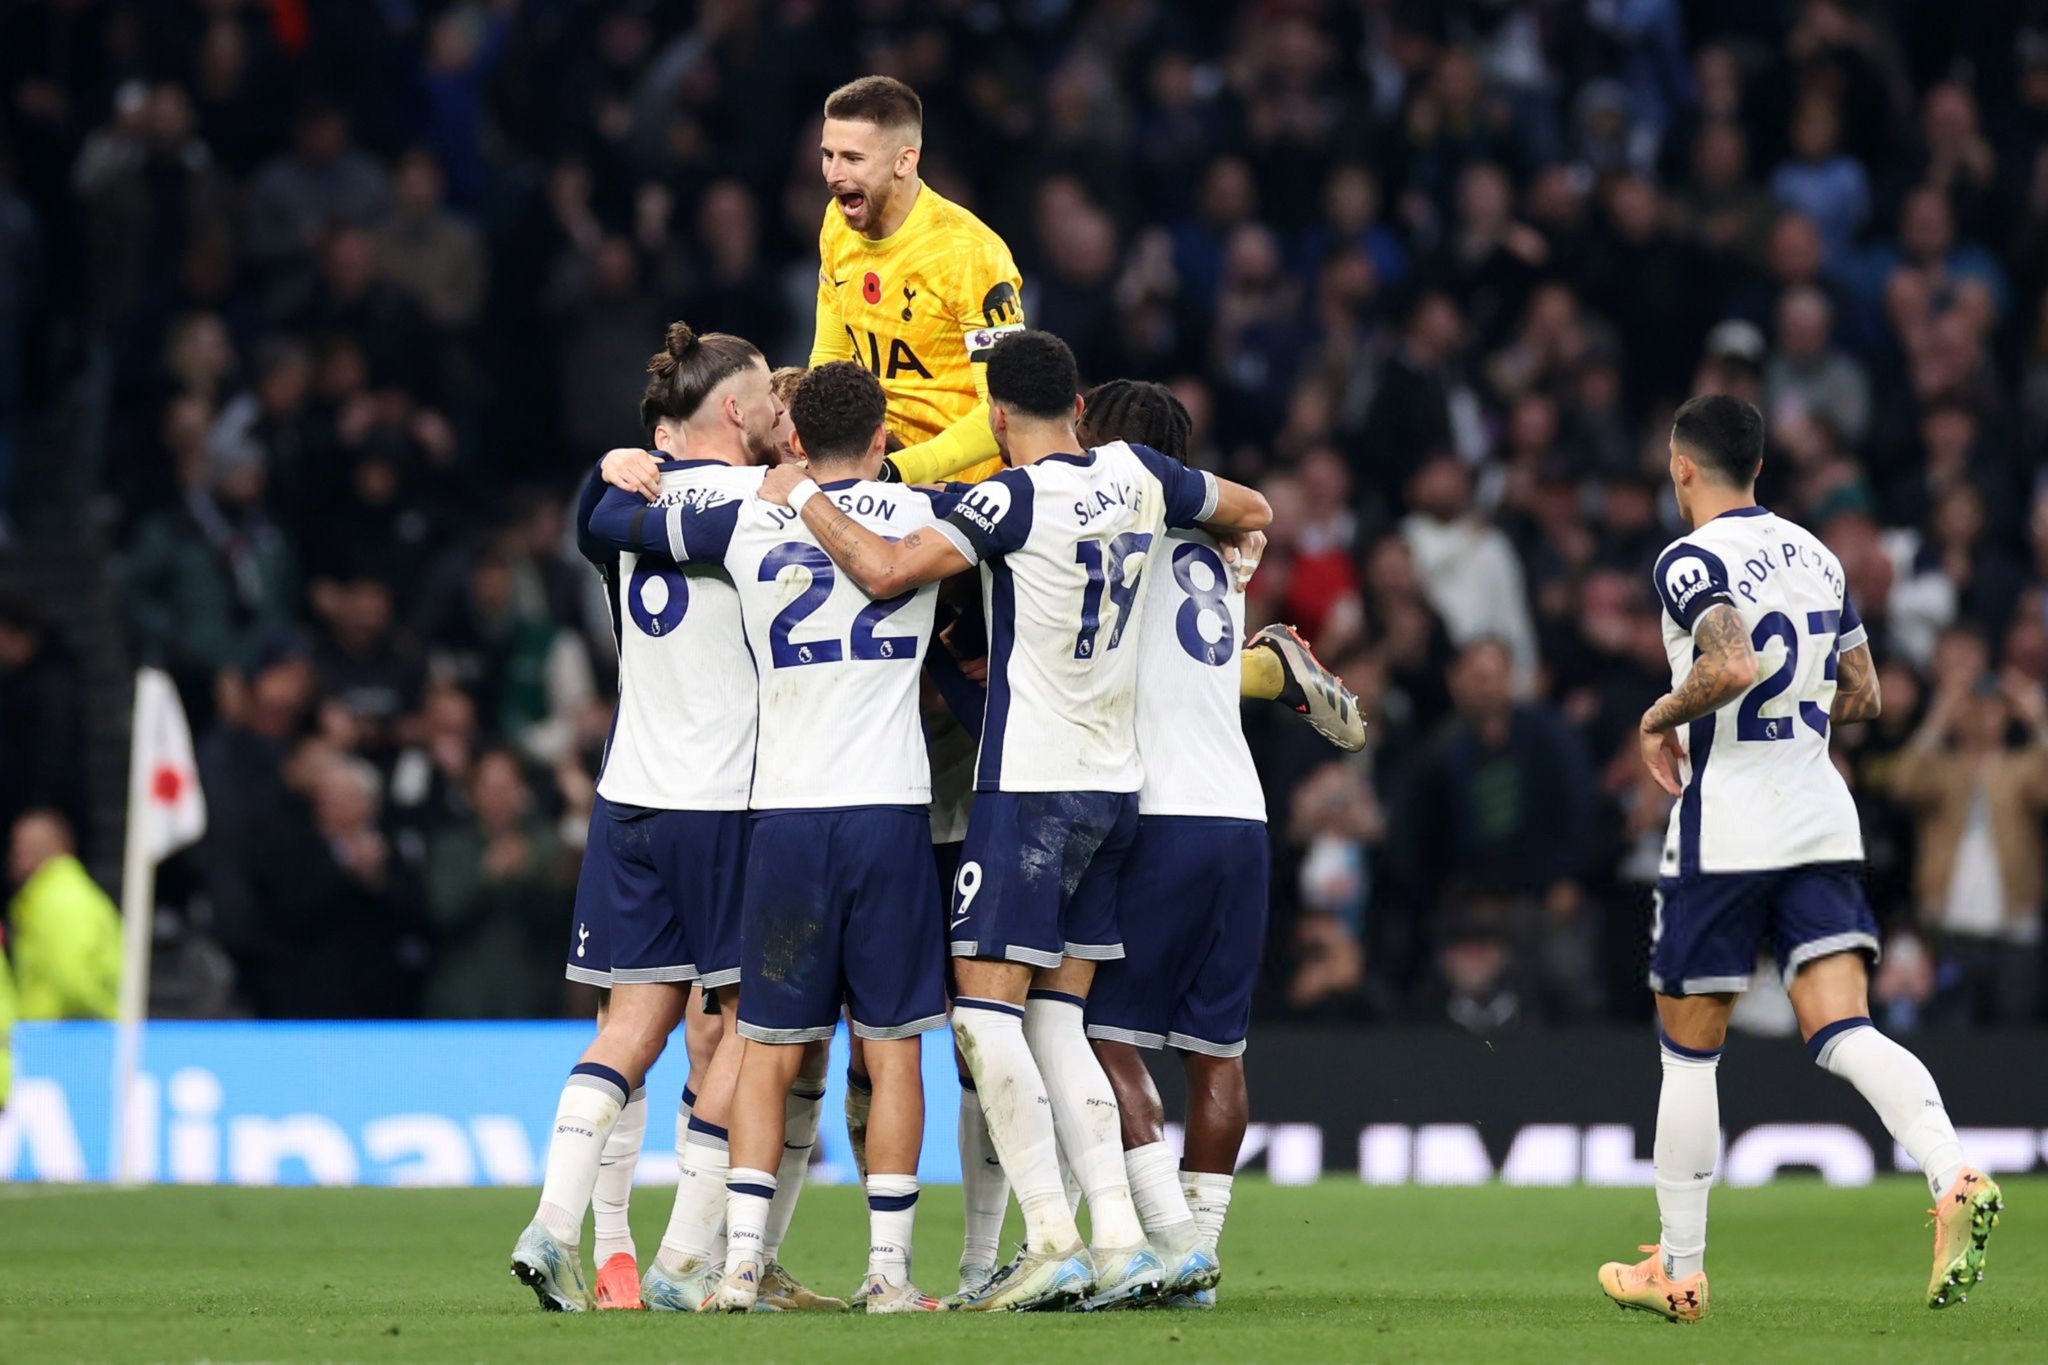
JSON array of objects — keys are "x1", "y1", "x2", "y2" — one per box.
[
  {"x1": 600, "y1": 77, "x2": 1364, "y2": 746},
  {"x1": 802, "y1": 77, "x2": 1360, "y2": 745},
  {"x1": 812, "y1": 75, "x2": 1020, "y2": 485}
]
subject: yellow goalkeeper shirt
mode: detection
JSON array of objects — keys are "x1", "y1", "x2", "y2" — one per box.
[{"x1": 810, "y1": 183, "x2": 1024, "y2": 483}]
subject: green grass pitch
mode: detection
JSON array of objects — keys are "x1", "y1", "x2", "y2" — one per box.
[{"x1": 0, "y1": 1178, "x2": 2037, "y2": 1362}]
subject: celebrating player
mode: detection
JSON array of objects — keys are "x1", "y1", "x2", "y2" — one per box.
[
  {"x1": 512, "y1": 322, "x2": 781, "y2": 1312},
  {"x1": 590, "y1": 361, "x2": 954, "y2": 1313},
  {"x1": 811, "y1": 75, "x2": 1021, "y2": 485},
  {"x1": 1597, "y1": 395, "x2": 2002, "y2": 1321},
  {"x1": 1077, "y1": 380, "x2": 1275, "y2": 1309},
  {"x1": 755, "y1": 330, "x2": 1272, "y2": 1311}
]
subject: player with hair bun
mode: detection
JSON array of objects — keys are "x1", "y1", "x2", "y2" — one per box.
[
  {"x1": 514, "y1": 322, "x2": 840, "y2": 1317},
  {"x1": 588, "y1": 359, "x2": 957, "y2": 1313}
]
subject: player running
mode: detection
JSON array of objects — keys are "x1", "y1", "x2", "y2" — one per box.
[
  {"x1": 591, "y1": 361, "x2": 953, "y2": 1313},
  {"x1": 511, "y1": 322, "x2": 778, "y2": 1312},
  {"x1": 1077, "y1": 380, "x2": 1286, "y2": 1310},
  {"x1": 1597, "y1": 395, "x2": 2002, "y2": 1322},
  {"x1": 755, "y1": 330, "x2": 1272, "y2": 1311}
]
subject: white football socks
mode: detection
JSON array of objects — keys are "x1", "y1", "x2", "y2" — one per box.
[
  {"x1": 658, "y1": 1115, "x2": 731, "y2": 1266},
  {"x1": 535, "y1": 1063, "x2": 628, "y2": 1246},
  {"x1": 763, "y1": 1080, "x2": 823, "y2": 1263},
  {"x1": 1181, "y1": 1170, "x2": 1233, "y2": 1253},
  {"x1": 1023, "y1": 991, "x2": 1146, "y2": 1249},
  {"x1": 867, "y1": 1174, "x2": 919, "y2": 1280},
  {"x1": 1813, "y1": 1017, "x2": 1966, "y2": 1200},
  {"x1": 957, "y1": 1075, "x2": 1008, "y2": 1273},
  {"x1": 951, "y1": 998, "x2": 1082, "y2": 1253},
  {"x1": 1653, "y1": 1036, "x2": 1720, "y2": 1279},
  {"x1": 591, "y1": 1085, "x2": 646, "y2": 1264},
  {"x1": 726, "y1": 1167, "x2": 775, "y2": 1271},
  {"x1": 1124, "y1": 1141, "x2": 1201, "y2": 1263}
]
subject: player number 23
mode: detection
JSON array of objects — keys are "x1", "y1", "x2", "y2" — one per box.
[{"x1": 1736, "y1": 609, "x2": 1839, "y2": 741}]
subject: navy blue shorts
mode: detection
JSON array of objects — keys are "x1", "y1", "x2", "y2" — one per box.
[
  {"x1": 565, "y1": 799, "x2": 619, "y2": 986},
  {"x1": 934, "y1": 841, "x2": 964, "y2": 921},
  {"x1": 949, "y1": 791, "x2": 1138, "y2": 969},
  {"x1": 566, "y1": 798, "x2": 747, "y2": 987},
  {"x1": 736, "y1": 807, "x2": 947, "y2": 1043},
  {"x1": 1650, "y1": 863, "x2": 1880, "y2": 997},
  {"x1": 1087, "y1": 816, "x2": 1269, "y2": 1056}
]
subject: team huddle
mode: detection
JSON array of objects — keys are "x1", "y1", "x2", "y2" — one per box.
[
  {"x1": 508, "y1": 75, "x2": 2005, "y2": 1322},
  {"x1": 508, "y1": 74, "x2": 1357, "y2": 1316}
]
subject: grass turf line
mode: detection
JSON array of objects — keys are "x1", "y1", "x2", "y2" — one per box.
[{"x1": 0, "y1": 1178, "x2": 2037, "y2": 1363}]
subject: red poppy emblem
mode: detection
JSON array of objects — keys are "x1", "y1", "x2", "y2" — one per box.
[{"x1": 862, "y1": 271, "x2": 882, "y2": 305}]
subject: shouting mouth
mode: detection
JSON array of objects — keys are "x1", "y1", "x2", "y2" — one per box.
[{"x1": 836, "y1": 191, "x2": 867, "y2": 220}]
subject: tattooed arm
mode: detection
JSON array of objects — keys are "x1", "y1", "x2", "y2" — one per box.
[
  {"x1": 1642, "y1": 604, "x2": 1760, "y2": 734},
  {"x1": 757, "y1": 465, "x2": 971, "y2": 597},
  {"x1": 1830, "y1": 643, "x2": 1882, "y2": 725},
  {"x1": 1638, "y1": 603, "x2": 1760, "y2": 796},
  {"x1": 803, "y1": 504, "x2": 970, "y2": 597}
]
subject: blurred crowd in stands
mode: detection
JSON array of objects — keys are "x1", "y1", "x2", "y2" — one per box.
[{"x1": 3, "y1": 0, "x2": 2048, "y2": 1030}]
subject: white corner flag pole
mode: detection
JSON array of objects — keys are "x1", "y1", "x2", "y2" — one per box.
[
  {"x1": 109, "y1": 676, "x2": 160, "y2": 1186},
  {"x1": 108, "y1": 667, "x2": 205, "y2": 1185}
]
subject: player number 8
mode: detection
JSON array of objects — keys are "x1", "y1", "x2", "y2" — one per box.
[{"x1": 1171, "y1": 542, "x2": 1235, "y2": 666}]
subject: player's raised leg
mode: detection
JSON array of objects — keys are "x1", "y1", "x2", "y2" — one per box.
[
  {"x1": 1789, "y1": 951, "x2": 2002, "y2": 1308},
  {"x1": 1245, "y1": 623, "x2": 1365, "y2": 751}
]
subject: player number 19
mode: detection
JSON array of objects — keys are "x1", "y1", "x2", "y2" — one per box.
[
  {"x1": 1073, "y1": 532, "x2": 1153, "y2": 659},
  {"x1": 953, "y1": 861, "x2": 982, "y2": 920}
]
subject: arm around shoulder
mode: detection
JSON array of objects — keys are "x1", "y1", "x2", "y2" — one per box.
[
  {"x1": 1204, "y1": 475, "x2": 1273, "y2": 535},
  {"x1": 765, "y1": 471, "x2": 973, "y2": 597}
]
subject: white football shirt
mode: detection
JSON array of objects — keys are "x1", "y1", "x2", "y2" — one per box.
[
  {"x1": 930, "y1": 439, "x2": 1219, "y2": 794},
  {"x1": 1133, "y1": 526, "x2": 1265, "y2": 821},
  {"x1": 1653, "y1": 505, "x2": 1867, "y2": 875},
  {"x1": 604, "y1": 477, "x2": 944, "y2": 809},
  {"x1": 585, "y1": 459, "x2": 763, "y2": 811}
]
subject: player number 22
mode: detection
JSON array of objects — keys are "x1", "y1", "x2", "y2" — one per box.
[
  {"x1": 1073, "y1": 532, "x2": 1153, "y2": 659},
  {"x1": 760, "y1": 543, "x2": 917, "y2": 668}
]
